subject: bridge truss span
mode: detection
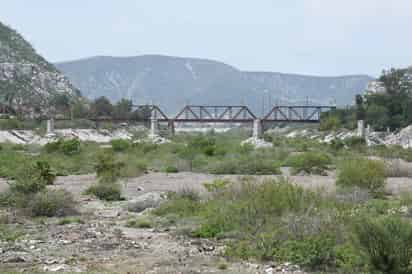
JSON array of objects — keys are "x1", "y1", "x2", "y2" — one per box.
[
  {"x1": 263, "y1": 105, "x2": 336, "y2": 123},
  {"x1": 173, "y1": 105, "x2": 257, "y2": 123}
]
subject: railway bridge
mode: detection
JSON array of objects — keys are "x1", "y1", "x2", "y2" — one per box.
[{"x1": 132, "y1": 104, "x2": 336, "y2": 138}]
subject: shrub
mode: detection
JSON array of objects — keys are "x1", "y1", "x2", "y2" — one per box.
[
  {"x1": 95, "y1": 151, "x2": 124, "y2": 183},
  {"x1": 85, "y1": 183, "x2": 123, "y2": 201},
  {"x1": 27, "y1": 190, "x2": 76, "y2": 217},
  {"x1": 111, "y1": 139, "x2": 130, "y2": 152},
  {"x1": 153, "y1": 190, "x2": 202, "y2": 218},
  {"x1": 35, "y1": 161, "x2": 56, "y2": 185},
  {"x1": 9, "y1": 162, "x2": 51, "y2": 195},
  {"x1": 285, "y1": 151, "x2": 331, "y2": 175},
  {"x1": 44, "y1": 138, "x2": 81, "y2": 155},
  {"x1": 211, "y1": 157, "x2": 281, "y2": 175},
  {"x1": 61, "y1": 138, "x2": 81, "y2": 155},
  {"x1": 353, "y1": 216, "x2": 412, "y2": 274},
  {"x1": 164, "y1": 166, "x2": 179, "y2": 173},
  {"x1": 274, "y1": 235, "x2": 337, "y2": 269},
  {"x1": 337, "y1": 158, "x2": 386, "y2": 196},
  {"x1": 344, "y1": 137, "x2": 366, "y2": 148},
  {"x1": 320, "y1": 115, "x2": 341, "y2": 131}
]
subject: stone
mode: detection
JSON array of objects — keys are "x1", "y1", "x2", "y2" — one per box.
[{"x1": 127, "y1": 192, "x2": 165, "y2": 213}]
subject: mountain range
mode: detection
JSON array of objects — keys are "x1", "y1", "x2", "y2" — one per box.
[{"x1": 57, "y1": 55, "x2": 373, "y2": 114}]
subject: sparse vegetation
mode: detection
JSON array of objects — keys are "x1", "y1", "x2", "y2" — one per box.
[{"x1": 337, "y1": 158, "x2": 386, "y2": 197}]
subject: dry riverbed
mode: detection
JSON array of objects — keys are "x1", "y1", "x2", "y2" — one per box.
[{"x1": 2, "y1": 172, "x2": 412, "y2": 273}]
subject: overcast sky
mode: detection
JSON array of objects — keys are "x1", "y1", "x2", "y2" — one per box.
[{"x1": 1, "y1": 1, "x2": 411, "y2": 76}]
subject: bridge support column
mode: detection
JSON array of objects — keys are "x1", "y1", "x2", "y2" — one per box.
[
  {"x1": 149, "y1": 118, "x2": 159, "y2": 137},
  {"x1": 357, "y1": 120, "x2": 365, "y2": 138},
  {"x1": 168, "y1": 120, "x2": 175, "y2": 136},
  {"x1": 252, "y1": 119, "x2": 263, "y2": 139},
  {"x1": 46, "y1": 118, "x2": 56, "y2": 137}
]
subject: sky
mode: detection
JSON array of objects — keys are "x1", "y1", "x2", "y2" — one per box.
[{"x1": 0, "y1": 0, "x2": 411, "y2": 76}]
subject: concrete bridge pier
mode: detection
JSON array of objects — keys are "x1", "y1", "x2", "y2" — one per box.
[
  {"x1": 46, "y1": 118, "x2": 56, "y2": 137},
  {"x1": 168, "y1": 120, "x2": 175, "y2": 136},
  {"x1": 357, "y1": 120, "x2": 365, "y2": 138},
  {"x1": 149, "y1": 117, "x2": 160, "y2": 137},
  {"x1": 252, "y1": 119, "x2": 263, "y2": 139}
]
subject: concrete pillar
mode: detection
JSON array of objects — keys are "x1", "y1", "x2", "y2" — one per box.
[
  {"x1": 252, "y1": 119, "x2": 263, "y2": 139},
  {"x1": 168, "y1": 120, "x2": 175, "y2": 136},
  {"x1": 46, "y1": 118, "x2": 56, "y2": 136},
  {"x1": 366, "y1": 124, "x2": 371, "y2": 136},
  {"x1": 149, "y1": 117, "x2": 159, "y2": 137},
  {"x1": 357, "y1": 120, "x2": 365, "y2": 138}
]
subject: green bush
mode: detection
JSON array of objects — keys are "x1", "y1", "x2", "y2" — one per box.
[
  {"x1": 354, "y1": 216, "x2": 412, "y2": 274},
  {"x1": 126, "y1": 218, "x2": 153, "y2": 229},
  {"x1": 27, "y1": 190, "x2": 76, "y2": 217},
  {"x1": 285, "y1": 151, "x2": 331, "y2": 175},
  {"x1": 164, "y1": 166, "x2": 179, "y2": 173},
  {"x1": 345, "y1": 137, "x2": 366, "y2": 148},
  {"x1": 44, "y1": 138, "x2": 81, "y2": 155},
  {"x1": 85, "y1": 183, "x2": 123, "y2": 201},
  {"x1": 275, "y1": 235, "x2": 337, "y2": 269},
  {"x1": 95, "y1": 151, "x2": 124, "y2": 184},
  {"x1": 320, "y1": 115, "x2": 341, "y2": 131},
  {"x1": 35, "y1": 161, "x2": 56, "y2": 185},
  {"x1": 61, "y1": 139, "x2": 81, "y2": 155},
  {"x1": 337, "y1": 158, "x2": 386, "y2": 196},
  {"x1": 111, "y1": 139, "x2": 130, "y2": 152},
  {"x1": 10, "y1": 162, "x2": 51, "y2": 195},
  {"x1": 211, "y1": 156, "x2": 281, "y2": 175}
]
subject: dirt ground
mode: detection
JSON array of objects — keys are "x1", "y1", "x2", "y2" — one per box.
[{"x1": 2, "y1": 172, "x2": 412, "y2": 274}]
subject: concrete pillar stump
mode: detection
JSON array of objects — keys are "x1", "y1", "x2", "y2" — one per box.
[
  {"x1": 252, "y1": 119, "x2": 263, "y2": 139},
  {"x1": 149, "y1": 118, "x2": 159, "y2": 137},
  {"x1": 357, "y1": 120, "x2": 365, "y2": 138},
  {"x1": 46, "y1": 118, "x2": 56, "y2": 137}
]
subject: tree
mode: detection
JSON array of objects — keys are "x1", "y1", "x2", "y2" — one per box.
[
  {"x1": 365, "y1": 104, "x2": 389, "y2": 131},
  {"x1": 113, "y1": 98, "x2": 133, "y2": 119},
  {"x1": 71, "y1": 101, "x2": 90, "y2": 119},
  {"x1": 90, "y1": 97, "x2": 113, "y2": 117}
]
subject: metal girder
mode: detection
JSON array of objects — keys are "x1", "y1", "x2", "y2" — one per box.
[{"x1": 173, "y1": 105, "x2": 256, "y2": 122}]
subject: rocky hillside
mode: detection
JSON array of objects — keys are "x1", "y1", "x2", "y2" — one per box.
[
  {"x1": 0, "y1": 21, "x2": 80, "y2": 116},
  {"x1": 57, "y1": 55, "x2": 373, "y2": 114}
]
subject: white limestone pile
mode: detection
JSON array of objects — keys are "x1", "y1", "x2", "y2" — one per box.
[{"x1": 241, "y1": 137, "x2": 273, "y2": 148}]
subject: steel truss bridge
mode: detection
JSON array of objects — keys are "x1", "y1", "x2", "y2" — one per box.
[
  {"x1": 133, "y1": 104, "x2": 336, "y2": 123},
  {"x1": 0, "y1": 104, "x2": 336, "y2": 123}
]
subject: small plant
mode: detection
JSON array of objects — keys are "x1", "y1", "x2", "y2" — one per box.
[
  {"x1": 111, "y1": 139, "x2": 130, "y2": 152},
  {"x1": 0, "y1": 224, "x2": 25, "y2": 242},
  {"x1": 285, "y1": 151, "x2": 331, "y2": 175},
  {"x1": 337, "y1": 158, "x2": 386, "y2": 197},
  {"x1": 203, "y1": 179, "x2": 231, "y2": 193},
  {"x1": 164, "y1": 166, "x2": 179, "y2": 173},
  {"x1": 27, "y1": 189, "x2": 77, "y2": 217},
  {"x1": 85, "y1": 183, "x2": 123, "y2": 201},
  {"x1": 57, "y1": 217, "x2": 84, "y2": 225},
  {"x1": 35, "y1": 161, "x2": 56, "y2": 185},
  {"x1": 126, "y1": 218, "x2": 153, "y2": 229}
]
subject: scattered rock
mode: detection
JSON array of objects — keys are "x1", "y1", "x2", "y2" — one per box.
[
  {"x1": 127, "y1": 192, "x2": 166, "y2": 212},
  {"x1": 241, "y1": 137, "x2": 273, "y2": 148}
]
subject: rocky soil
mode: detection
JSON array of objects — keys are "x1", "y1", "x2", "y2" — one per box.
[{"x1": 2, "y1": 171, "x2": 412, "y2": 273}]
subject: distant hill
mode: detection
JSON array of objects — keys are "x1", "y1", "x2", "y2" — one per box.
[
  {"x1": 0, "y1": 21, "x2": 80, "y2": 115},
  {"x1": 57, "y1": 55, "x2": 373, "y2": 114}
]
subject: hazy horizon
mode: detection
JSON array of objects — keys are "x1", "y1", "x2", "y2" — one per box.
[{"x1": 1, "y1": 1, "x2": 412, "y2": 77}]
